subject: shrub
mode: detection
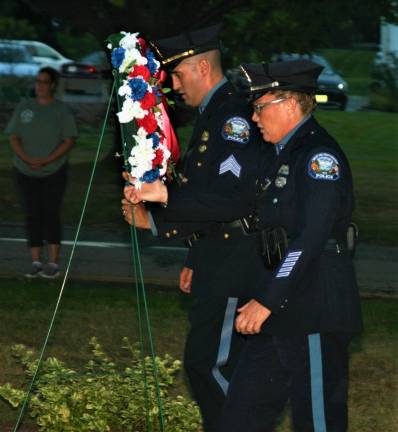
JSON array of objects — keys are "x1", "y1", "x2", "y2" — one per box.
[
  {"x1": 0, "y1": 337, "x2": 202, "y2": 432},
  {"x1": 369, "y1": 54, "x2": 398, "y2": 112}
]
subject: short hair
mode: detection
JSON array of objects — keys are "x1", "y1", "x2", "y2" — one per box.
[
  {"x1": 38, "y1": 67, "x2": 59, "y2": 87},
  {"x1": 269, "y1": 89, "x2": 317, "y2": 116}
]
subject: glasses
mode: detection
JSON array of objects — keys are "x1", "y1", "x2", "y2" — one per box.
[{"x1": 253, "y1": 98, "x2": 289, "y2": 114}]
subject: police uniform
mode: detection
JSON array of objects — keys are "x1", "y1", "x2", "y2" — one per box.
[
  {"x1": 148, "y1": 27, "x2": 269, "y2": 431},
  {"x1": 217, "y1": 61, "x2": 363, "y2": 432}
]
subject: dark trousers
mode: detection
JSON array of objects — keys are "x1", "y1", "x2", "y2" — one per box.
[
  {"x1": 217, "y1": 332, "x2": 351, "y2": 432},
  {"x1": 184, "y1": 296, "x2": 247, "y2": 432},
  {"x1": 14, "y1": 165, "x2": 68, "y2": 248}
]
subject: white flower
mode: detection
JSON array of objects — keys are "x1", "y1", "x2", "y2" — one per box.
[
  {"x1": 158, "y1": 144, "x2": 171, "y2": 176},
  {"x1": 119, "y1": 32, "x2": 139, "y2": 50},
  {"x1": 119, "y1": 49, "x2": 147, "y2": 73},
  {"x1": 128, "y1": 138, "x2": 155, "y2": 178},
  {"x1": 154, "y1": 110, "x2": 164, "y2": 130},
  {"x1": 116, "y1": 99, "x2": 147, "y2": 123},
  {"x1": 118, "y1": 79, "x2": 131, "y2": 97}
]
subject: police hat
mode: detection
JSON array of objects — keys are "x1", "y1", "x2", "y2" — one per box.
[
  {"x1": 240, "y1": 59, "x2": 323, "y2": 100},
  {"x1": 150, "y1": 24, "x2": 221, "y2": 69}
]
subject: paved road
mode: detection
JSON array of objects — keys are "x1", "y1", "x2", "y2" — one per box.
[{"x1": 0, "y1": 222, "x2": 396, "y2": 296}]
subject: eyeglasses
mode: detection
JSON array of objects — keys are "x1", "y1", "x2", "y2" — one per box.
[{"x1": 253, "y1": 98, "x2": 289, "y2": 114}]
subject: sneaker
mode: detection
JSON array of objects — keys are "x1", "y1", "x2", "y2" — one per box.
[
  {"x1": 41, "y1": 263, "x2": 60, "y2": 279},
  {"x1": 25, "y1": 261, "x2": 43, "y2": 278}
]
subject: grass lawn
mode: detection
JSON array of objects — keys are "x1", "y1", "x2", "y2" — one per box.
[
  {"x1": 0, "y1": 280, "x2": 396, "y2": 431},
  {"x1": 1, "y1": 107, "x2": 396, "y2": 245}
]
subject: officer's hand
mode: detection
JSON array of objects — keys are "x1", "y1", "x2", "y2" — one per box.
[
  {"x1": 121, "y1": 199, "x2": 150, "y2": 229},
  {"x1": 179, "y1": 267, "x2": 193, "y2": 294},
  {"x1": 124, "y1": 180, "x2": 168, "y2": 205},
  {"x1": 235, "y1": 300, "x2": 271, "y2": 334}
]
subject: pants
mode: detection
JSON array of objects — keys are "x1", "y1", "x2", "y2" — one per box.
[
  {"x1": 15, "y1": 165, "x2": 68, "y2": 248},
  {"x1": 217, "y1": 332, "x2": 351, "y2": 432},
  {"x1": 184, "y1": 296, "x2": 247, "y2": 432}
]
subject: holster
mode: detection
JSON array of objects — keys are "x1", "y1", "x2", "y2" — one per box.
[{"x1": 257, "y1": 226, "x2": 288, "y2": 270}]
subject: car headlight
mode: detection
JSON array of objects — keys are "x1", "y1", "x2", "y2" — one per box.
[{"x1": 337, "y1": 83, "x2": 345, "y2": 90}]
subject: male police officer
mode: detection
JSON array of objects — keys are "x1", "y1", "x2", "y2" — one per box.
[
  {"x1": 215, "y1": 60, "x2": 363, "y2": 432},
  {"x1": 123, "y1": 26, "x2": 268, "y2": 431}
]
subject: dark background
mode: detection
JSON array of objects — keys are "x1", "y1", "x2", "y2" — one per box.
[{"x1": 1, "y1": 0, "x2": 397, "y2": 64}]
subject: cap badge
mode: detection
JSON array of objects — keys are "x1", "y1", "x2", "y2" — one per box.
[{"x1": 199, "y1": 144, "x2": 207, "y2": 153}]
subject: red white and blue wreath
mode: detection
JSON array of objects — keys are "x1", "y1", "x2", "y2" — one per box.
[{"x1": 107, "y1": 31, "x2": 179, "y2": 188}]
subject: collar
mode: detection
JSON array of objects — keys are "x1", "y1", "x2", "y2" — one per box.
[
  {"x1": 275, "y1": 114, "x2": 312, "y2": 154},
  {"x1": 198, "y1": 76, "x2": 228, "y2": 114}
]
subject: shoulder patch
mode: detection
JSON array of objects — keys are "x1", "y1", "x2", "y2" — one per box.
[
  {"x1": 308, "y1": 152, "x2": 340, "y2": 181},
  {"x1": 221, "y1": 116, "x2": 250, "y2": 144}
]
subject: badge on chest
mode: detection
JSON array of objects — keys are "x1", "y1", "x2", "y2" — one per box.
[{"x1": 275, "y1": 164, "x2": 289, "y2": 188}]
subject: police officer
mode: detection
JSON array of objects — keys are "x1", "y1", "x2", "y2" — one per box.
[
  {"x1": 215, "y1": 60, "x2": 363, "y2": 431},
  {"x1": 123, "y1": 26, "x2": 268, "y2": 431}
]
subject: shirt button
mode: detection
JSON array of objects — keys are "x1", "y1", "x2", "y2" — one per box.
[
  {"x1": 197, "y1": 161, "x2": 203, "y2": 167},
  {"x1": 280, "y1": 305, "x2": 285, "y2": 309},
  {"x1": 273, "y1": 198, "x2": 278, "y2": 204}
]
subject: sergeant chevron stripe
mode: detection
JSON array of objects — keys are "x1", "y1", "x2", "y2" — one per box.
[{"x1": 219, "y1": 154, "x2": 241, "y2": 178}]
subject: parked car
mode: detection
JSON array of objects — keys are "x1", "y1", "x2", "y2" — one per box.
[
  {"x1": 0, "y1": 41, "x2": 41, "y2": 77},
  {"x1": 58, "y1": 50, "x2": 111, "y2": 103},
  {"x1": 272, "y1": 53, "x2": 348, "y2": 110},
  {"x1": 2, "y1": 40, "x2": 72, "y2": 71}
]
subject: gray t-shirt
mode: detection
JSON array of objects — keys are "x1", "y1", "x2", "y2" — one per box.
[{"x1": 5, "y1": 98, "x2": 78, "y2": 177}]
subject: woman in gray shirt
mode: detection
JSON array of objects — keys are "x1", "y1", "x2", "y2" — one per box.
[{"x1": 6, "y1": 67, "x2": 78, "y2": 278}]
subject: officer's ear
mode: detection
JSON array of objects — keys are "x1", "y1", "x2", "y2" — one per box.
[
  {"x1": 198, "y1": 58, "x2": 210, "y2": 77},
  {"x1": 286, "y1": 97, "x2": 298, "y2": 117}
]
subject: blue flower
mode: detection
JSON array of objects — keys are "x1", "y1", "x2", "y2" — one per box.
[
  {"x1": 146, "y1": 49, "x2": 158, "y2": 75},
  {"x1": 128, "y1": 78, "x2": 148, "y2": 101},
  {"x1": 111, "y1": 47, "x2": 125, "y2": 68},
  {"x1": 149, "y1": 133, "x2": 160, "y2": 149},
  {"x1": 152, "y1": 86, "x2": 162, "y2": 97},
  {"x1": 141, "y1": 168, "x2": 160, "y2": 183}
]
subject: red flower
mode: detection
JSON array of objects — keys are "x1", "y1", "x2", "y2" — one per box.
[
  {"x1": 152, "y1": 148, "x2": 164, "y2": 167},
  {"x1": 138, "y1": 38, "x2": 147, "y2": 51},
  {"x1": 137, "y1": 113, "x2": 158, "y2": 134},
  {"x1": 129, "y1": 65, "x2": 151, "y2": 81},
  {"x1": 140, "y1": 92, "x2": 157, "y2": 110}
]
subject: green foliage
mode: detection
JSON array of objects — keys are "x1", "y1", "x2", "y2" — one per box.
[
  {"x1": 0, "y1": 338, "x2": 202, "y2": 432},
  {"x1": 54, "y1": 31, "x2": 101, "y2": 60},
  {"x1": 0, "y1": 76, "x2": 34, "y2": 103},
  {"x1": 369, "y1": 55, "x2": 398, "y2": 112},
  {"x1": 0, "y1": 16, "x2": 38, "y2": 39}
]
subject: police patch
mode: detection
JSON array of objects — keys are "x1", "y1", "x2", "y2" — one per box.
[
  {"x1": 308, "y1": 153, "x2": 340, "y2": 181},
  {"x1": 221, "y1": 117, "x2": 250, "y2": 144}
]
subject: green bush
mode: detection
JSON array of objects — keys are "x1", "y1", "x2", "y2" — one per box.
[
  {"x1": 369, "y1": 54, "x2": 398, "y2": 112},
  {"x1": 0, "y1": 338, "x2": 202, "y2": 432}
]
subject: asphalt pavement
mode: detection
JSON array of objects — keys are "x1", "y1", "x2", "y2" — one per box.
[{"x1": 0, "y1": 222, "x2": 397, "y2": 296}]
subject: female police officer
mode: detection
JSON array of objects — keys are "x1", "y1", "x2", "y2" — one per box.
[{"x1": 216, "y1": 59, "x2": 363, "y2": 432}]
